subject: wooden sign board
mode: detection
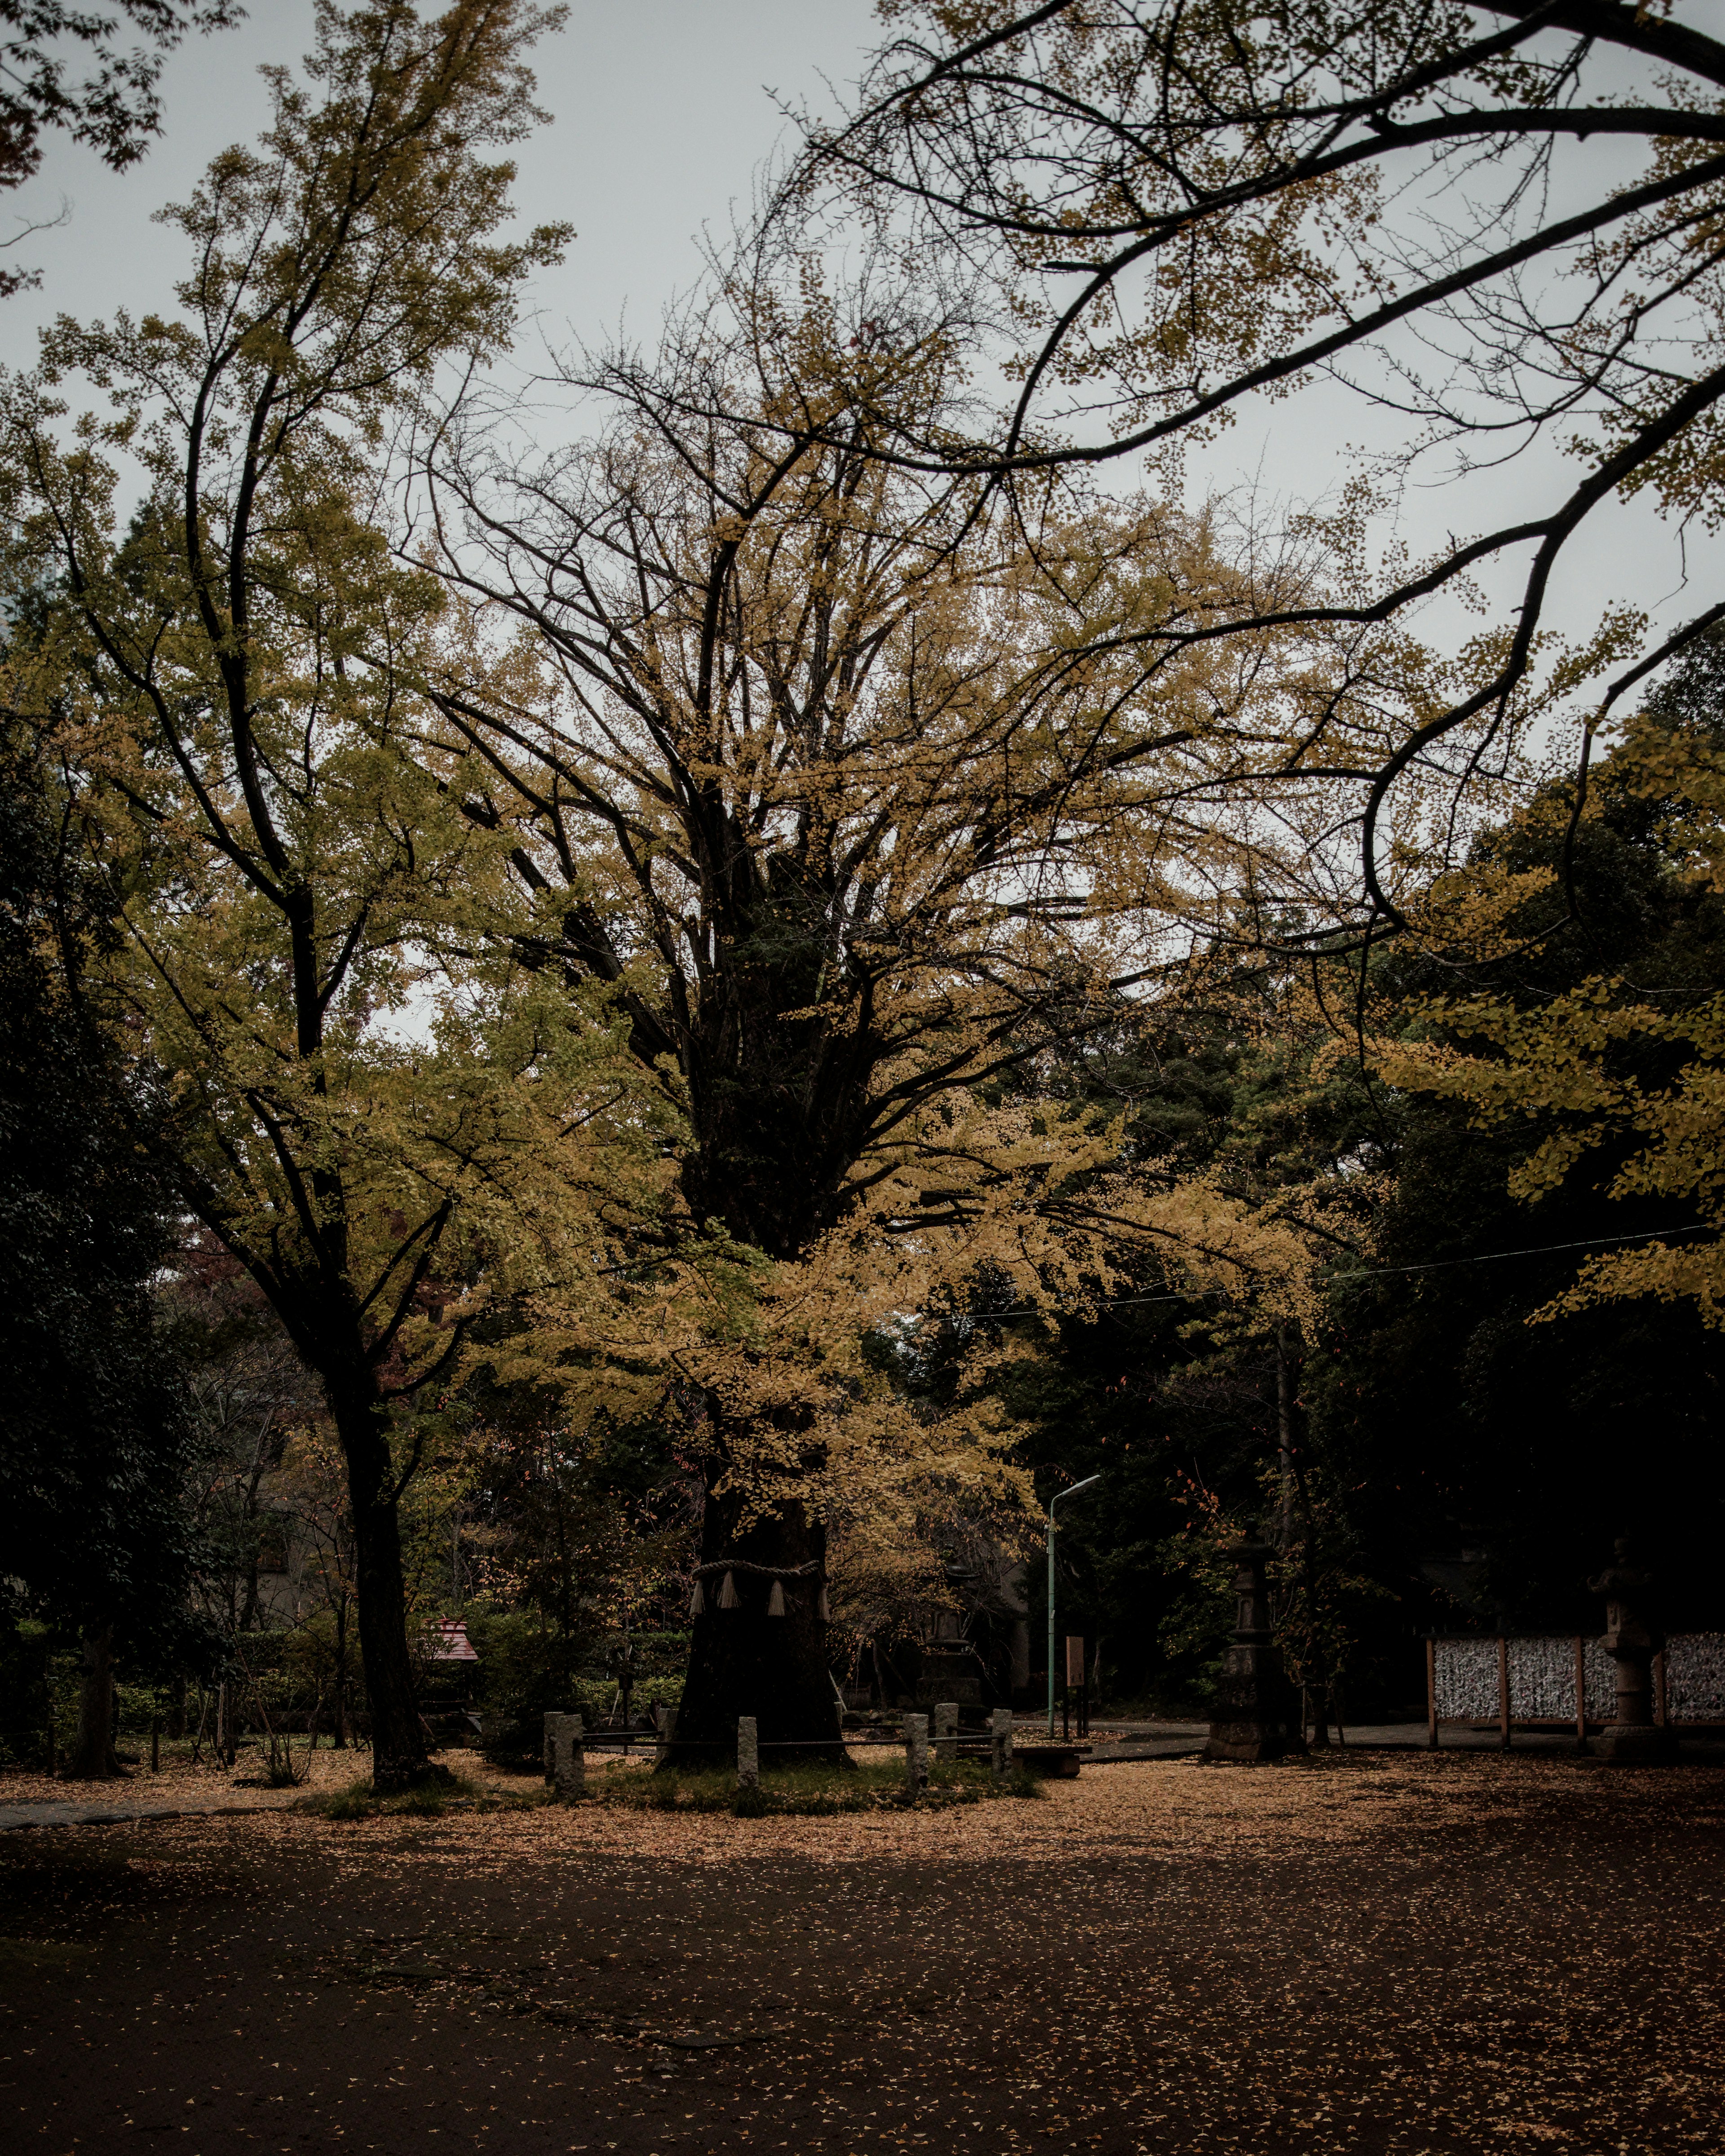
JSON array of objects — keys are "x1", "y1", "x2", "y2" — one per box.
[{"x1": 1065, "y1": 1635, "x2": 1087, "y2": 1687}]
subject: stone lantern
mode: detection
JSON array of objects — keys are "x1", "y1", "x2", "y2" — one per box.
[
  {"x1": 1203, "y1": 1529, "x2": 1305, "y2": 1763},
  {"x1": 1586, "y1": 1539, "x2": 1675, "y2": 1763}
]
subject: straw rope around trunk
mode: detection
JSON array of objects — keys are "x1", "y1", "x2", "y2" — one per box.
[{"x1": 689, "y1": 1558, "x2": 828, "y2": 1620}]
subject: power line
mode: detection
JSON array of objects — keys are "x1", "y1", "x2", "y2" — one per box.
[{"x1": 968, "y1": 1222, "x2": 1719, "y2": 1322}]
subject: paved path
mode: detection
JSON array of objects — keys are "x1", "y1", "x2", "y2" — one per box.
[
  {"x1": 9, "y1": 1719, "x2": 1721, "y2": 1829},
  {"x1": 0, "y1": 1791, "x2": 299, "y2": 1832},
  {"x1": 1025, "y1": 1716, "x2": 1725, "y2": 1762}
]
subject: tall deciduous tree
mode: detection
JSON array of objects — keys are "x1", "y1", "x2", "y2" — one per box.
[
  {"x1": 803, "y1": 0, "x2": 1725, "y2": 938},
  {"x1": 0, "y1": 1, "x2": 672, "y2": 1791},
  {"x1": 425, "y1": 271, "x2": 1333, "y2": 1757}
]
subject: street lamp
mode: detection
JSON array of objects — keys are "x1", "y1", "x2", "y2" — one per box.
[{"x1": 1047, "y1": 1476, "x2": 1101, "y2": 1738}]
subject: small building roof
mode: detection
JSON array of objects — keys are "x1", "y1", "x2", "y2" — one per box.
[{"x1": 427, "y1": 1619, "x2": 479, "y2": 1662}]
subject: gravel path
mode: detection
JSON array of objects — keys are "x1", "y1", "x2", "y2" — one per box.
[{"x1": 0, "y1": 1792, "x2": 303, "y2": 1831}]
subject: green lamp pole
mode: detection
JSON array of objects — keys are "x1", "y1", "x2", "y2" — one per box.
[{"x1": 1047, "y1": 1476, "x2": 1101, "y2": 1738}]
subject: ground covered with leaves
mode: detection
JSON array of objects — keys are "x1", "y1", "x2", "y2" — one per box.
[{"x1": 0, "y1": 1749, "x2": 1719, "y2": 2152}]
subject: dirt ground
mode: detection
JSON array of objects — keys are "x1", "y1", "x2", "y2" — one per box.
[{"x1": 0, "y1": 1749, "x2": 1720, "y2": 2154}]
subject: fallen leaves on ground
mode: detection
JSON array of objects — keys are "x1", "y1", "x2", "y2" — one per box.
[{"x1": 0, "y1": 1749, "x2": 1720, "y2": 2153}]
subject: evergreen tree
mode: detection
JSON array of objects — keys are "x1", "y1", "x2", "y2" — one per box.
[{"x1": 0, "y1": 721, "x2": 198, "y2": 1774}]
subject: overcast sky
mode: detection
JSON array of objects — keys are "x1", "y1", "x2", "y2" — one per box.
[
  {"x1": 0, "y1": 0, "x2": 879, "y2": 373},
  {"x1": 1, "y1": 0, "x2": 1715, "y2": 722}
]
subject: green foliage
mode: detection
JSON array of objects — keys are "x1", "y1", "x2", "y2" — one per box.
[
  {"x1": 0, "y1": 726, "x2": 202, "y2": 1661},
  {"x1": 0, "y1": 1624, "x2": 53, "y2": 1766},
  {"x1": 298, "y1": 1770, "x2": 548, "y2": 1821},
  {"x1": 566, "y1": 1676, "x2": 684, "y2": 1725},
  {"x1": 462, "y1": 1610, "x2": 580, "y2": 1723},
  {"x1": 1318, "y1": 671, "x2": 1725, "y2": 1636},
  {"x1": 279, "y1": 1610, "x2": 364, "y2": 1714}
]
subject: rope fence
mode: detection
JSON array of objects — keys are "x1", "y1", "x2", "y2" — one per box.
[{"x1": 541, "y1": 1705, "x2": 1018, "y2": 1797}]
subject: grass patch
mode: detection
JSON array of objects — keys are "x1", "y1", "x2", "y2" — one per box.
[
  {"x1": 588, "y1": 1756, "x2": 1044, "y2": 1816},
  {"x1": 295, "y1": 1770, "x2": 553, "y2": 1822},
  {"x1": 0, "y1": 1935, "x2": 97, "y2": 1973}
]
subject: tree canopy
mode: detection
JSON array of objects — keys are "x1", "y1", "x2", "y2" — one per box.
[{"x1": 799, "y1": 1, "x2": 1725, "y2": 933}]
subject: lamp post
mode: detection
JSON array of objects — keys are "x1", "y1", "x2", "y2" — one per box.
[{"x1": 1047, "y1": 1476, "x2": 1101, "y2": 1738}]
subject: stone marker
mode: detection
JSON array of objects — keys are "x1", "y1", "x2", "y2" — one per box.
[
  {"x1": 932, "y1": 1701, "x2": 958, "y2": 1764},
  {"x1": 1587, "y1": 1539, "x2": 1676, "y2": 1763},
  {"x1": 1203, "y1": 1530, "x2": 1304, "y2": 1763},
  {"x1": 989, "y1": 1706, "x2": 1014, "y2": 1780},
  {"x1": 544, "y1": 1712, "x2": 585, "y2": 1800},
  {"x1": 903, "y1": 1711, "x2": 929, "y2": 1794},
  {"x1": 737, "y1": 1715, "x2": 759, "y2": 1789}
]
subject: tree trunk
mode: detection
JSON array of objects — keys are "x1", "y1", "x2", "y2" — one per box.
[
  {"x1": 660, "y1": 1482, "x2": 846, "y2": 1771},
  {"x1": 329, "y1": 1386, "x2": 432, "y2": 1793},
  {"x1": 67, "y1": 1624, "x2": 121, "y2": 1779},
  {"x1": 332, "y1": 1599, "x2": 349, "y2": 1747},
  {"x1": 1274, "y1": 1330, "x2": 1298, "y2": 1557}
]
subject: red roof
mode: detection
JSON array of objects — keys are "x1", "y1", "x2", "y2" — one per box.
[{"x1": 427, "y1": 1620, "x2": 479, "y2": 1662}]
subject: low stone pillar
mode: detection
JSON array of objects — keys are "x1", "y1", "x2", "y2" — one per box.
[
  {"x1": 932, "y1": 1701, "x2": 958, "y2": 1765},
  {"x1": 903, "y1": 1712, "x2": 929, "y2": 1795},
  {"x1": 1587, "y1": 1540, "x2": 1675, "y2": 1763},
  {"x1": 1202, "y1": 1530, "x2": 1304, "y2": 1763},
  {"x1": 545, "y1": 1712, "x2": 585, "y2": 1801},
  {"x1": 737, "y1": 1715, "x2": 759, "y2": 1789},
  {"x1": 989, "y1": 1706, "x2": 1013, "y2": 1780}
]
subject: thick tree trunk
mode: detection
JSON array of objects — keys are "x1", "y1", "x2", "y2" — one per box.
[
  {"x1": 664, "y1": 1016, "x2": 866, "y2": 1773},
  {"x1": 67, "y1": 1624, "x2": 121, "y2": 1779},
  {"x1": 661, "y1": 1482, "x2": 846, "y2": 1771},
  {"x1": 329, "y1": 1386, "x2": 433, "y2": 1793}
]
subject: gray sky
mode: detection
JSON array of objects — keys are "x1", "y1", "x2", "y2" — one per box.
[
  {"x1": 1, "y1": 0, "x2": 1715, "y2": 735},
  {"x1": 0, "y1": 0, "x2": 880, "y2": 371}
]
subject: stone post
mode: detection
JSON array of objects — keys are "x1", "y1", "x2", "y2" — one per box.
[
  {"x1": 1587, "y1": 1540, "x2": 1675, "y2": 1763},
  {"x1": 989, "y1": 1706, "x2": 1014, "y2": 1780},
  {"x1": 737, "y1": 1715, "x2": 759, "y2": 1789},
  {"x1": 1202, "y1": 1530, "x2": 1304, "y2": 1763},
  {"x1": 545, "y1": 1712, "x2": 585, "y2": 1802},
  {"x1": 903, "y1": 1712, "x2": 929, "y2": 1795},
  {"x1": 933, "y1": 1701, "x2": 958, "y2": 1765}
]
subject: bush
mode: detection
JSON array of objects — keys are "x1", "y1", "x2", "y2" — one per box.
[
  {"x1": 568, "y1": 1674, "x2": 684, "y2": 1724},
  {"x1": 0, "y1": 1623, "x2": 52, "y2": 1767},
  {"x1": 461, "y1": 1610, "x2": 582, "y2": 1723}
]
